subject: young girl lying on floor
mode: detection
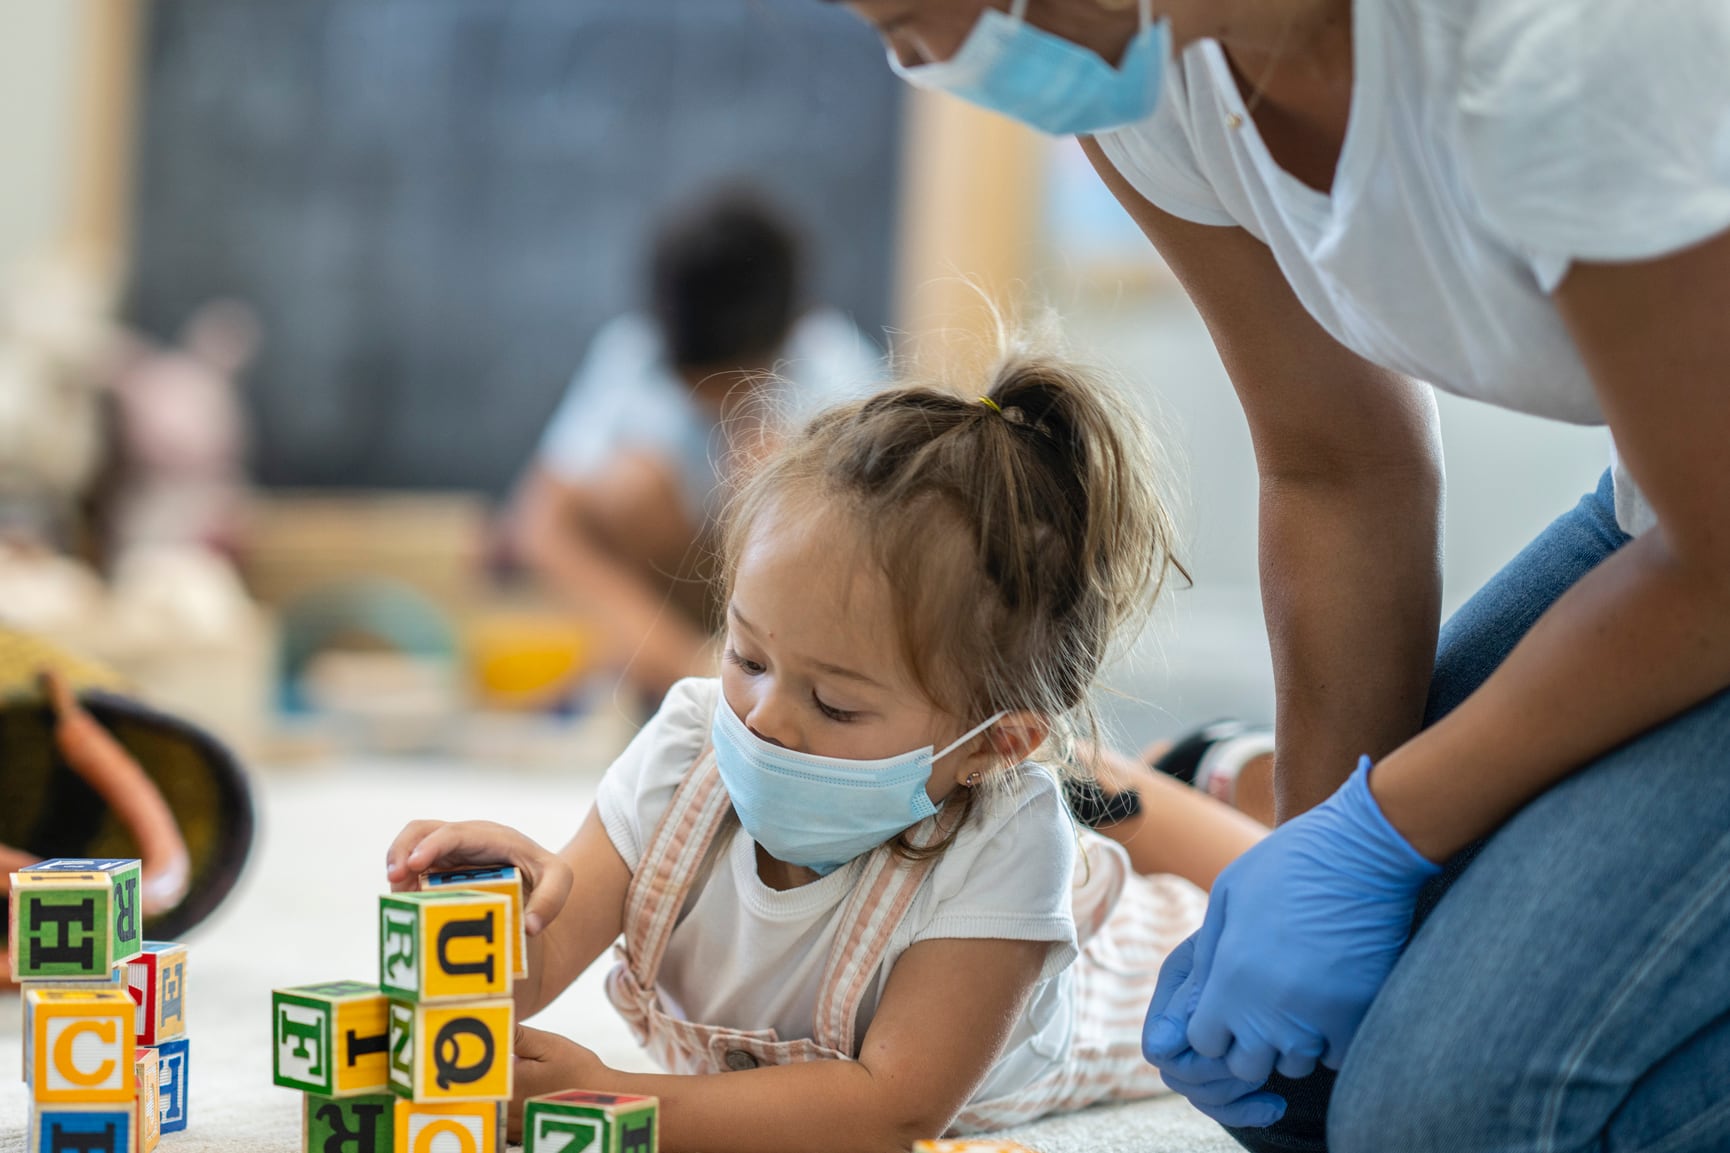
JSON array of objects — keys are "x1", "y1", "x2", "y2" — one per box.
[{"x1": 386, "y1": 344, "x2": 1264, "y2": 1150}]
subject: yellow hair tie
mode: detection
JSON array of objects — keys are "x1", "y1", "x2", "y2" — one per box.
[{"x1": 977, "y1": 396, "x2": 1004, "y2": 415}]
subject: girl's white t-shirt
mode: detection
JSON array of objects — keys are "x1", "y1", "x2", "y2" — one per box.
[
  {"x1": 595, "y1": 677, "x2": 1084, "y2": 1102},
  {"x1": 1095, "y1": 0, "x2": 1730, "y2": 536}
]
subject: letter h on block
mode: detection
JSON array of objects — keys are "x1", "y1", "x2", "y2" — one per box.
[
  {"x1": 379, "y1": 891, "x2": 511, "y2": 1004},
  {"x1": 523, "y1": 1091, "x2": 660, "y2": 1153},
  {"x1": 273, "y1": 982, "x2": 391, "y2": 1097},
  {"x1": 9, "y1": 860, "x2": 143, "y2": 981},
  {"x1": 153, "y1": 1036, "x2": 190, "y2": 1135},
  {"x1": 25, "y1": 989, "x2": 136, "y2": 1105},
  {"x1": 28, "y1": 1108, "x2": 133, "y2": 1153}
]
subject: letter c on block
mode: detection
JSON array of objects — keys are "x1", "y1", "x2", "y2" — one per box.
[{"x1": 54, "y1": 1018, "x2": 119, "y2": 1086}]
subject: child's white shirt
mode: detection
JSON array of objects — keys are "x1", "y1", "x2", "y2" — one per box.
[{"x1": 595, "y1": 677, "x2": 1085, "y2": 1103}]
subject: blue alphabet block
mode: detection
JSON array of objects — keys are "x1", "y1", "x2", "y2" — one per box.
[
  {"x1": 152, "y1": 1036, "x2": 190, "y2": 1133},
  {"x1": 29, "y1": 1106, "x2": 133, "y2": 1153}
]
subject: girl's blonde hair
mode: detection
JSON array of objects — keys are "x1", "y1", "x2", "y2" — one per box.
[{"x1": 721, "y1": 337, "x2": 1186, "y2": 851}]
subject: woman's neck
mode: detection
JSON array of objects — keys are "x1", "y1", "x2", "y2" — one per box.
[{"x1": 1210, "y1": 0, "x2": 1356, "y2": 194}]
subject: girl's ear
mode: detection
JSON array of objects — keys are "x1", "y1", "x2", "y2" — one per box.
[{"x1": 948, "y1": 710, "x2": 1048, "y2": 789}]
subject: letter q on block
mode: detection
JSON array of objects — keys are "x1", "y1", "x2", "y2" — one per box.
[
  {"x1": 395, "y1": 999, "x2": 513, "y2": 1103},
  {"x1": 27, "y1": 988, "x2": 136, "y2": 1104},
  {"x1": 378, "y1": 891, "x2": 511, "y2": 1004}
]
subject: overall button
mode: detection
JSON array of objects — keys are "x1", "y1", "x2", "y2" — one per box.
[{"x1": 724, "y1": 1049, "x2": 759, "y2": 1071}]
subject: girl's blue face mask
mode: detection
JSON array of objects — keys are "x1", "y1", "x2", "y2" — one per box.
[
  {"x1": 888, "y1": 0, "x2": 1170, "y2": 137},
  {"x1": 711, "y1": 691, "x2": 1006, "y2": 876}
]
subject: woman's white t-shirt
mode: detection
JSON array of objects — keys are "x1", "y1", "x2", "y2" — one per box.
[
  {"x1": 1095, "y1": 0, "x2": 1730, "y2": 536},
  {"x1": 595, "y1": 677, "x2": 1085, "y2": 1103}
]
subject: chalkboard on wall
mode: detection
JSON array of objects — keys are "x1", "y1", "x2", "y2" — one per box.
[{"x1": 127, "y1": 0, "x2": 903, "y2": 494}]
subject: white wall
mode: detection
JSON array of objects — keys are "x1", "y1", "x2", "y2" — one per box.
[
  {"x1": 0, "y1": 0, "x2": 83, "y2": 285},
  {"x1": 1065, "y1": 289, "x2": 1610, "y2": 748}
]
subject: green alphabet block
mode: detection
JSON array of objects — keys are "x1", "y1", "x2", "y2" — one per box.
[
  {"x1": 9, "y1": 859, "x2": 142, "y2": 980},
  {"x1": 523, "y1": 1091, "x2": 658, "y2": 1153},
  {"x1": 273, "y1": 981, "x2": 390, "y2": 1095},
  {"x1": 303, "y1": 1092, "x2": 396, "y2": 1153}
]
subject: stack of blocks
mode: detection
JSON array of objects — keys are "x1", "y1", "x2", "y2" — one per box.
[
  {"x1": 275, "y1": 866, "x2": 566, "y2": 1153},
  {"x1": 10, "y1": 858, "x2": 191, "y2": 1152}
]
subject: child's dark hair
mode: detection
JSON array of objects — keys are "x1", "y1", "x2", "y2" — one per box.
[
  {"x1": 649, "y1": 190, "x2": 802, "y2": 372},
  {"x1": 721, "y1": 336, "x2": 1187, "y2": 850}
]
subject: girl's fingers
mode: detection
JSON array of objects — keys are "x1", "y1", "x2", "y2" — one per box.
[
  {"x1": 385, "y1": 820, "x2": 447, "y2": 881},
  {"x1": 520, "y1": 859, "x2": 572, "y2": 937},
  {"x1": 386, "y1": 820, "x2": 567, "y2": 932}
]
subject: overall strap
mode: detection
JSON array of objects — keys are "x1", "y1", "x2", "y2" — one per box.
[
  {"x1": 619, "y1": 743, "x2": 735, "y2": 990},
  {"x1": 809, "y1": 814, "x2": 947, "y2": 1057}
]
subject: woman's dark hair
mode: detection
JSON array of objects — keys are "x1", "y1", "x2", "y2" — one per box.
[{"x1": 649, "y1": 190, "x2": 803, "y2": 372}]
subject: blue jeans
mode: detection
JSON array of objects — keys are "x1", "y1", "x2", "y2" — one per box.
[{"x1": 1228, "y1": 470, "x2": 1730, "y2": 1153}]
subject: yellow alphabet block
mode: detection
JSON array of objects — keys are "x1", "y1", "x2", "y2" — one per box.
[
  {"x1": 379, "y1": 891, "x2": 511, "y2": 1003},
  {"x1": 425, "y1": 867, "x2": 527, "y2": 980},
  {"x1": 393, "y1": 1099, "x2": 503, "y2": 1153},
  {"x1": 25, "y1": 988, "x2": 136, "y2": 1104},
  {"x1": 386, "y1": 998, "x2": 512, "y2": 1103}
]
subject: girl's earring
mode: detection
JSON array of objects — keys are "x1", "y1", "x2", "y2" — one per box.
[{"x1": 965, "y1": 772, "x2": 983, "y2": 788}]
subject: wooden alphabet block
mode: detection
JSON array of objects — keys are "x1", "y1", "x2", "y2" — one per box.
[
  {"x1": 391, "y1": 1099, "x2": 503, "y2": 1153},
  {"x1": 523, "y1": 1091, "x2": 659, "y2": 1153},
  {"x1": 151, "y1": 1036, "x2": 189, "y2": 1134},
  {"x1": 272, "y1": 981, "x2": 391, "y2": 1096},
  {"x1": 386, "y1": 997, "x2": 512, "y2": 1103},
  {"x1": 28, "y1": 1105, "x2": 134, "y2": 1153},
  {"x1": 9, "y1": 860, "x2": 143, "y2": 980},
  {"x1": 424, "y1": 867, "x2": 527, "y2": 980},
  {"x1": 19, "y1": 971, "x2": 126, "y2": 1084},
  {"x1": 135, "y1": 1048, "x2": 161, "y2": 1153},
  {"x1": 125, "y1": 942, "x2": 188, "y2": 1047},
  {"x1": 304, "y1": 1092, "x2": 396, "y2": 1153},
  {"x1": 24, "y1": 988, "x2": 136, "y2": 1104},
  {"x1": 379, "y1": 891, "x2": 512, "y2": 1003}
]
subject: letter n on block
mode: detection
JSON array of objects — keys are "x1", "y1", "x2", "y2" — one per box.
[
  {"x1": 29, "y1": 1107, "x2": 133, "y2": 1153},
  {"x1": 274, "y1": 982, "x2": 390, "y2": 1096},
  {"x1": 26, "y1": 989, "x2": 136, "y2": 1104},
  {"x1": 523, "y1": 1091, "x2": 659, "y2": 1153},
  {"x1": 393, "y1": 1099, "x2": 503, "y2": 1153},
  {"x1": 379, "y1": 891, "x2": 511, "y2": 1004},
  {"x1": 388, "y1": 998, "x2": 512, "y2": 1103}
]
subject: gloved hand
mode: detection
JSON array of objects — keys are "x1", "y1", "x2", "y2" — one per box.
[
  {"x1": 1144, "y1": 757, "x2": 1441, "y2": 1091},
  {"x1": 1143, "y1": 935, "x2": 1286, "y2": 1128}
]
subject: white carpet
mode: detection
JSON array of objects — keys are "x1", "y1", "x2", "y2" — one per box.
[{"x1": 1, "y1": 755, "x2": 1238, "y2": 1152}]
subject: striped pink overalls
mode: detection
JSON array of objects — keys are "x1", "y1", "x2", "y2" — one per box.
[{"x1": 603, "y1": 746, "x2": 1206, "y2": 1134}]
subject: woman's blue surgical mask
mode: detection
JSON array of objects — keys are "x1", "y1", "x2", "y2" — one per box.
[
  {"x1": 711, "y1": 691, "x2": 1006, "y2": 876},
  {"x1": 889, "y1": 0, "x2": 1170, "y2": 136}
]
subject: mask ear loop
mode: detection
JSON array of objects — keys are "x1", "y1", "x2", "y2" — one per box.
[
  {"x1": 934, "y1": 710, "x2": 1009, "y2": 764},
  {"x1": 1140, "y1": 0, "x2": 1153, "y2": 31},
  {"x1": 1010, "y1": 0, "x2": 1032, "y2": 22}
]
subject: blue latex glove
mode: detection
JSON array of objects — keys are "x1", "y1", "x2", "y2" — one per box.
[
  {"x1": 1143, "y1": 935, "x2": 1286, "y2": 1129},
  {"x1": 1146, "y1": 757, "x2": 1441, "y2": 1088}
]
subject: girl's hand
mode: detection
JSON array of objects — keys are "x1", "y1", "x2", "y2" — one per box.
[
  {"x1": 384, "y1": 820, "x2": 574, "y2": 936},
  {"x1": 507, "y1": 1024, "x2": 608, "y2": 1143}
]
